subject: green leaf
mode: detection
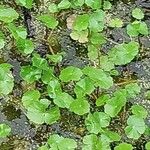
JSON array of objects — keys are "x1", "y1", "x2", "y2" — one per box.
[
  {"x1": 104, "y1": 89, "x2": 127, "y2": 117},
  {"x1": 47, "y1": 53, "x2": 63, "y2": 63},
  {"x1": 114, "y1": 143, "x2": 133, "y2": 150},
  {"x1": 131, "y1": 105, "x2": 147, "y2": 119},
  {"x1": 145, "y1": 90, "x2": 150, "y2": 100},
  {"x1": 58, "y1": 0, "x2": 71, "y2": 10},
  {"x1": 15, "y1": 0, "x2": 33, "y2": 9},
  {"x1": 89, "y1": 10, "x2": 105, "y2": 32},
  {"x1": 127, "y1": 21, "x2": 148, "y2": 37},
  {"x1": 73, "y1": 0, "x2": 84, "y2": 7},
  {"x1": 0, "y1": 124, "x2": 11, "y2": 138},
  {"x1": 96, "y1": 94, "x2": 110, "y2": 106},
  {"x1": 69, "y1": 98, "x2": 90, "y2": 115},
  {"x1": 16, "y1": 39, "x2": 34, "y2": 54},
  {"x1": 41, "y1": 68, "x2": 56, "y2": 84},
  {"x1": 90, "y1": 32, "x2": 106, "y2": 45},
  {"x1": 7, "y1": 23, "x2": 27, "y2": 40},
  {"x1": 85, "y1": 112, "x2": 110, "y2": 134},
  {"x1": 132, "y1": 8, "x2": 144, "y2": 20},
  {"x1": 70, "y1": 30, "x2": 88, "y2": 43},
  {"x1": 87, "y1": 44, "x2": 99, "y2": 61},
  {"x1": 32, "y1": 54, "x2": 49, "y2": 70},
  {"x1": 22, "y1": 89, "x2": 40, "y2": 108},
  {"x1": 102, "y1": 130, "x2": 121, "y2": 142},
  {"x1": 47, "y1": 79, "x2": 62, "y2": 98},
  {"x1": 48, "y1": 3, "x2": 58, "y2": 13},
  {"x1": 20, "y1": 66, "x2": 42, "y2": 83},
  {"x1": 59, "y1": 66, "x2": 83, "y2": 82},
  {"x1": 0, "y1": 7, "x2": 19, "y2": 23},
  {"x1": 82, "y1": 134, "x2": 103, "y2": 150},
  {"x1": 125, "y1": 115, "x2": 146, "y2": 139},
  {"x1": 145, "y1": 142, "x2": 150, "y2": 150},
  {"x1": 0, "y1": 63, "x2": 14, "y2": 95},
  {"x1": 109, "y1": 18, "x2": 123, "y2": 28},
  {"x1": 103, "y1": 1, "x2": 112, "y2": 10},
  {"x1": 73, "y1": 14, "x2": 89, "y2": 31},
  {"x1": 99, "y1": 55, "x2": 114, "y2": 71},
  {"x1": 74, "y1": 77, "x2": 95, "y2": 98},
  {"x1": 85, "y1": 0, "x2": 102, "y2": 9},
  {"x1": 38, "y1": 15, "x2": 58, "y2": 29},
  {"x1": 83, "y1": 66, "x2": 113, "y2": 89},
  {"x1": 108, "y1": 41, "x2": 139, "y2": 65},
  {"x1": 47, "y1": 134, "x2": 77, "y2": 150},
  {"x1": 53, "y1": 92, "x2": 74, "y2": 108},
  {"x1": 125, "y1": 83, "x2": 141, "y2": 98}
]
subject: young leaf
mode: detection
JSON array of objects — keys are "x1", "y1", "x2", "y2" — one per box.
[
  {"x1": 85, "y1": 0, "x2": 102, "y2": 9},
  {"x1": 58, "y1": 0, "x2": 71, "y2": 10},
  {"x1": 125, "y1": 115, "x2": 146, "y2": 139},
  {"x1": 0, "y1": 63, "x2": 14, "y2": 95},
  {"x1": 20, "y1": 66, "x2": 42, "y2": 83},
  {"x1": 131, "y1": 105, "x2": 148, "y2": 119},
  {"x1": 0, "y1": 7, "x2": 19, "y2": 23},
  {"x1": 132, "y1": 8, "x2": 144, "y2": 20},
  {"x1": 96, "y1": 94, "x2": 110, "y2": 106},
  {"x1": 87, "y1": 44, "x2": 99, "y2": 61},
  {"x1": 69, "y1": 98, "x2": 90, "y2": 115},
  {"x1": 59, "y1": 66, "x2": 83, "y2": 82},
  {"x1": 0, "y1": 124, "x2": 11, "y2": 138},
  {"x1": 53, "y1": 92, "x2": 74, "y2": 108},
  {"x1": 108, "y1": 41, "x2": 139, "y2": 65},
  {"x1": 48, "y1": 3, "x2": 58, "y2": 13},
  {"x1": 38, "y1": 15, "x2": 58, "y2": 29},
  {"x1": 82, "y1": 134, "x2": 103, "y2": 150},
  {"x1": 103, "y1": 1, "x2": 112, "y2": 10},
  {"x1": 145, "y1": 142, "x2": 150, "y2": 150},
  {"x1": 74, "y1": 77, "x2": 95, "y2": 98},
  {"x1": 109, "y1": 18, "x2": 123, "y2": 28},
  {"x1": 83, "y1": 66, "x2": 113, "y2": 89},
  {"x1": 114, "y1": 143, "x2": 133, "y2": 150},
  {"x1": 15, "y1": 0, "x2": 33, "y2": 9},
  {"x1": 73, "y1": 14, "x2": 89, "y2": 31},
  {"x1": 85, "y1": 112, "x2": 110, "y2": 134}
]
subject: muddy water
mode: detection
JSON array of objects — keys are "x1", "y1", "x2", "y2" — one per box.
[{"x1": 0, "y1": 0, "x2": 150, "y2": 149}]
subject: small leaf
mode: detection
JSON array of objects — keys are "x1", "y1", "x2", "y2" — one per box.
[
  {"x1": 103, "y1": 1, "x2": 112, "y2": 10},
  {"x1": 145, "y1": 141, "x2": 150, "y2": 150},
  {"x1": 69, "y1": 98, "x2": 90, "y2": 115},
  {"x1": 145, "y1": 90, "x2": 150, "y2": 100},
  {"x1": 109, "y1": 18, "x2": 123, "y2": 28},
  {"x1": 132, "y1": 8, "x2": 144, "y2": 20},
  {"x1": 38, "y1": 15, "x2": 58, "y2": 29},
  {"x1": 58, "y1": 0, "x2": 71, "y2": 10},
  {"x1": 85, "y1": 112, "x2": 110, "y2": 134},
  {"x1": 15, "y1": 0, "x2": 33, "y2": 9},
  {"x1": 96, "y1": 94, "x2": 110, "y2": 106},
  {"x1": 59, "y1": 66, "x2": 83, "y2": 82},
  {"x1": 48, "y1": 3, "x2": 58, "y2": 13},
  {"x1": 85, "y1": 0, "x2": 102, "y2": 9},
  {"x1": 73, "y1": 14, "x2": 89, "y2": 31},
  {"x1": 131, "y1": 105, "x2": 148, "y2": 119},
  {"x1": 0, "y1": 124, "x2": 11, "y2": 138},
  {"x1": 0, "y1": 7, "x2": 19, "y2": 23},
  {"x1": 114, "y1": 143, "x2": 133, "y2": 150}
]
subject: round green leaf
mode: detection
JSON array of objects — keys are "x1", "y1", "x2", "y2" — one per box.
[
  {"x1": 114, "y1": 143, "x2": 133, "y2": 150},
  {"x1": 132, "y1": 8, "x2": 144, "y2": 20},
  {"x1": 0, "y1": 124, "x2": 11, "y2": 138}
]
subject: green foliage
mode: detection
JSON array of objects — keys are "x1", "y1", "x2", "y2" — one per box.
[
  {"x1": 0, "y1": 63, "x2": 14, "y2": 95},
  {"x1": 132, "y1": 8, "x2": 144, "y2": 20},
  {"x1": 0, "y1": 7, "x2": 19, "y2": 23},
  {"x1": 59, "y1": 66, "x2": 83, "y2": 82},
  {"x1": 145, "y1": 141, "x2": 150, "y2": 150},
  {"x1": 131, "y1": 105, "x2": 148, "y2": 119},
  {"x1": 73, "y1": 14, "x2": 89, "y2": 31},
  {"x1": 58, "y1": 0, "x2": 71, "y2": 10},
  {"x1": 48, "y1": 3, "x2": 58, "y2": 13},
  {"x1": 109, "y1": 18, "x2": 123, "y2": 28},
  {"x1": 85, "y1": 112, "x2": 110, "y2": 134},
  {"x1": 125, "y1": 115, "x2": 146, "y2": 139},
  {"x1": 70, "y1": 97, "x2": 90, "y2": 115},
  {"x1": 0, "y1": 123, "x2": 11, "y2": 138},
  {"x1": 83, "y1": 66, "x2": 113, "y2": 89},
  {"x1": 114, "y1": 143, "x2": 133, "y2": 150},
  {"x1": 38, "y1": 134, "x2": 77, "y2": 150},
  {"x1": 87, "y1": 44, "x2": 99, "y2": 61},
  {"x1": 103, "y1": 1, "x2": 112, "y2": 10},
  {"x1": 15, "y1": 0, "x2": 33, "y2": 9},
  {"x1": 85, "y1": 0, "x2": 102, "y2": 9},
  {"x1": 38, "y1": 15, "x2": 58, "y2": 29},
  {"x1": 108, "y1": 41, "x2": 139, "y2": 65},
  {"x1": 22, "y1": 90, "x2": 60, "y2": 124},
  {"x1": 96, "y1": 94, "x2": 110, "y2": 106},
  {"x1": 127, "y1": 21, "x2": 148, "y2": 37},
  {"x1": 145, "y1": 90, "x2": 150, "y2": 100}
]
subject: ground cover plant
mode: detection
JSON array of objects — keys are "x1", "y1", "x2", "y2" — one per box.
[{"x1": 0, "y1": 0, "x2": 150, "y2": 149}]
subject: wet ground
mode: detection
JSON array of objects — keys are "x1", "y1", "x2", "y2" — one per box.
[{"x1": 0, "y1": 0, "x2": 150, "y2": 149}]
